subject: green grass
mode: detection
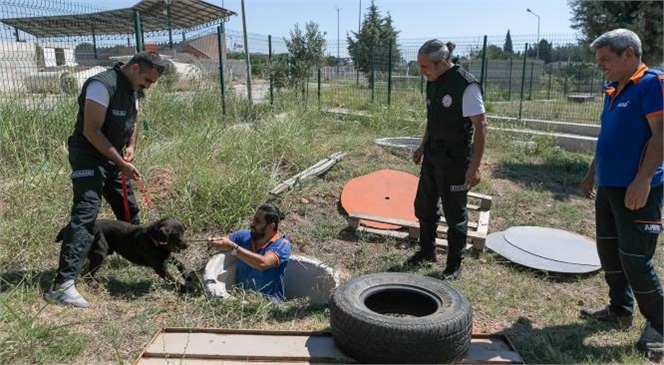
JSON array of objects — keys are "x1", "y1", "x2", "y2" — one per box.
[{"x1": 0, "y1": 85, "x2": 661, "y2": 364}]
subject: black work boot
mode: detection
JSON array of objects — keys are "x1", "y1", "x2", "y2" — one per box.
[
  {"x1": 636, "y1": 322, "x2": 663, "y2": 361},
  {"x1": 405, "y1": 251, "x2": 437, "y2": 267},
  {"x1": 442, "y1": 258, "x2": 462, "y2": 280},
  {"x1": 580, "y1": 305, "x2": 633, "y2": 328}
]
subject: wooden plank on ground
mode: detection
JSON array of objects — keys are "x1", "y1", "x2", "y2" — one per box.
[
  {"x1": 347, "y1": 191, "x2": 492, "y2": 252},
  {"x1": 348, "y1": 211, "x2": 418, "y2": 229},
  {"x1": 468, "y1": 192, "x2": 493, "y2": 211},
  {"x1": 351, "y1": 211, "x2": 479, "y2": 230},
  {"x1": 357, "y1": 226, "x2": 452, "y2": 247},
  {"x1": 135, "y1": 329, "x2": 523, "y2": 364},
  {"x1": 270, "y1": 152, "x2": 346, "y2": 195}
]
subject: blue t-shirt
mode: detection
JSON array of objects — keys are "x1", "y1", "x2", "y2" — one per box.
[
  {"x1": 595, "y1": 66, "x2": 664, "y2": 187},
  {"x1": 229, "y1": 229, "x2": 292, "y2": 301}
]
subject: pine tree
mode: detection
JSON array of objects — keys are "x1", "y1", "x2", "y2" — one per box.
[
  {"x1": 569, "y1": 0, "x2": 663, "y2": 65},
  {"x1": 346, "y1": 0, "x2": 401, "y2": 86},
  {"x1": 503, "y1": 29, "x2": 513, "y2": 55}
]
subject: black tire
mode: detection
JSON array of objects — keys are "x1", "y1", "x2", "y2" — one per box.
[{"x1": 330, "y1": 272, "x2": 472, "y2": 364}]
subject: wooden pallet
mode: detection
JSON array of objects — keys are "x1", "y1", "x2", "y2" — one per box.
[
  {"x1": 347, "y1": 192, "x2": 492, "y2": 251},
  {"x1": 135, "y1": 328, "x2": 523, "y2": 364}
]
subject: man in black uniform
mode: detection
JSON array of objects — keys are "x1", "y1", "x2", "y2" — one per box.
[
  {"x1": 407, "y1": 40, "x2": 488, "y2": 280},
  {"x1": 44, "y1": 52, "x2": 165, "y2": 307}
]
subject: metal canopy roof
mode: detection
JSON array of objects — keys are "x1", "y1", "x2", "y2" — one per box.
[{"x1": 0, "y1": 0, "x2": 236, "y2": 38}]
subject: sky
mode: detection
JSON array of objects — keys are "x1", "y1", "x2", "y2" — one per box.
[{"x1": 98, "y1": 0, "x2": 578, "y2": 40}]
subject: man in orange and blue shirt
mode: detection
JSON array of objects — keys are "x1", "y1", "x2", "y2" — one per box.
[
  {"x1": 579, "y1": 28, "x2": 663, "y2": 357},
  {"x1": 208, "y1": 204, "x2": 292, "y2": 301}
]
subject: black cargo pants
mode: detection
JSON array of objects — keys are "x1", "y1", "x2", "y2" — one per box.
[
  {"x1": 595, "y1": 185, "x2": 663, "y2": 334},
  {"x1": 55, "y1": 150, "x2": 140, "y2": 284},
  {"x1": 414, "y1": 144, "x2": 470, "y2": 265}
]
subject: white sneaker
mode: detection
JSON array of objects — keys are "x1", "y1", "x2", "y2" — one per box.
[{"x1": 43, "y1": 279, "x2": 90, "y2": 308}]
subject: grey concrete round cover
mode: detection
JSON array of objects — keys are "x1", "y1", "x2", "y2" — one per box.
[
  {"x1": 486, "y1": 226, "x2": 601, "y2": 273},
  {"x1": 374, "y1": 137, "x2": 422, "y2": 158}
]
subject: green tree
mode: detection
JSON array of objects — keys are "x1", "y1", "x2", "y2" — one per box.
[
  {"x1": 266, "y1": 53, "x2": 289, "y2": 91},
  {"x1": 550, "y1": 43, "x2": 585, "y2": 63},
  {"x1": 283, "y1": 22, "x2": 326, "y2": 98},
  {"x1": 470, "y1": 44, "x2": 507, "y2": 59},
  {"x1": 526, "y1": 39, "x2": 553, "y2": 63},
  {"x1": 503, "y1": 29, "x2": 513, "y2": 55},
  {"x1": 569, "y1": 0, "x2": 663, "y2": 65},
  {"x1": 347, "y1": 0, "x2": 401, "y2": 87},
  {"x1": 407, "y1": 60, "x2": 419, "y2": 77},
  {"x1": 538, "y1": 39, "x2": 553, "y2": 64}
]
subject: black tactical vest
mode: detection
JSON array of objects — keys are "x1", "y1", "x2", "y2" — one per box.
[
  {"x1": 68, "y1": 64, "x2": 138, "y2": 161},
  {"x1": 424, "y1": 65, "x2": 482, "y2": 154}
]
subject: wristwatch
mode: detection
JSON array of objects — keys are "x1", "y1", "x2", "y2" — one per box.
[{"x1": 230, "y1": 244, "x2": 239, "y2": 256}]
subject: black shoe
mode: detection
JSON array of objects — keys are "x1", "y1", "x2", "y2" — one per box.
[
  {"x1": 405, "y1": 251, "x2": 437, "y2": 267},
  {"x1": 580, "y1": 306, "x2": 633, "y2": 328},
  {"x1": 636, "y1": 322, "x2": 663, "y2": 356},
  {"x1": 442, "y1": 263, "x2": 462, "y2": 280}
]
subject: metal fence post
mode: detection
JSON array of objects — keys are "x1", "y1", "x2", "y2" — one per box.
[
  {"x1": 133, "y1": 10, "x2": 143, "y2": 52},
  {"x1": 371, "y1": 48, "x2": 375, "y2": 103},
  {"x1": 420, "y1": 75, "x2": 424, "y2": 95},
  {"x1": 318, "y1": 67, "x2": 322, "y2": 108},
  {"x1": 387, "y1": 39, "x2": 393, "y2": 106},
  {"x1": 519, "y1": 43, "x2": 528, "y2": 121},
  {"x1": 241, "y1": 0, "x2": 252, "y2": 103},
  {"x1": 547, "y1": 65, "x2": 552, "y2": 99},
  {"x1": 479, "y1": 35, "x2": 487, "y2": 88},
  {"x1": 166, "y1": 0, "x2": 173, "y2": 49},
  {"x1": 507, "y1": 57, "x2": 513, "y2": 101},
  {"x1": 91, "y1": 24, "x2": 98, "y2": 59},
  {"x1": 217, "y1": 24, "x2": 226, "y2": 116},
  {"x1": 268, "y1": 35, "x2": 274, "y2": 108},
  {"x1": 484, "y1": 58, "x2": 489, "y2": 96},
  {"x1": 528, "y1": 61, "x2": 534, "y2": 100}
]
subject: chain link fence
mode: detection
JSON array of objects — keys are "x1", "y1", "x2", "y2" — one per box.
[
  {"x1": 1, "y1": 0, "x2": 607, "y2": 125},
  {"x1": 0, "y1": 0, "x2": 229, "y2": 108},
  {"x1": 311, "y1": 33, "x2": 604, "y2": 124}
]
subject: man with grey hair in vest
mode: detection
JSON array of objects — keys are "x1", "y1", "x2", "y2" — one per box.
[
  {"x1": 406, "y1": 39, "x2": 488, "y2": 280},
  {"x1": 44, "y1": 51, "x2": 165, "y2": 308},
  {"x1": 579, "y1": 28, "x2": 663, "y2": 358}
]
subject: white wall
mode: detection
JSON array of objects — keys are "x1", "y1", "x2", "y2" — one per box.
[
  {"x1": 0, "y1": 41, "x2": 79, "y2": 94},
  {"x1": 0, "y1": 41, "x2": 38, "y2": 93}
]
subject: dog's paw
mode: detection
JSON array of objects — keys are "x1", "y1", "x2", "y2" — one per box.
[
  {"x1": 178, "y1": 284, "x2": 188, "y2": 295},
  {"x1": 183, "y1": 271, "x2": 203, "y2": 292}
]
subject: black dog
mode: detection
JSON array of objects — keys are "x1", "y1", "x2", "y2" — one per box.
[{"x1": 56, "y1": 218, "x2": 190, "y2": 290}]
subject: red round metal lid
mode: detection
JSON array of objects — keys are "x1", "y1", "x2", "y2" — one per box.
[{"x1": 341, "y1": 169, "x2": 418, "y2": 229}]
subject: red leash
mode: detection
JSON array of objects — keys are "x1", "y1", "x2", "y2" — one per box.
[
  {"x1": 121, "y1": 173, "x2": 159, "y2": 223},
  {"x1": 136, "y1": 177, "x2": 159, "y2": 222},
  {"x1": 121, "y1": 173, "x2": 131, "y2": 222}
]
